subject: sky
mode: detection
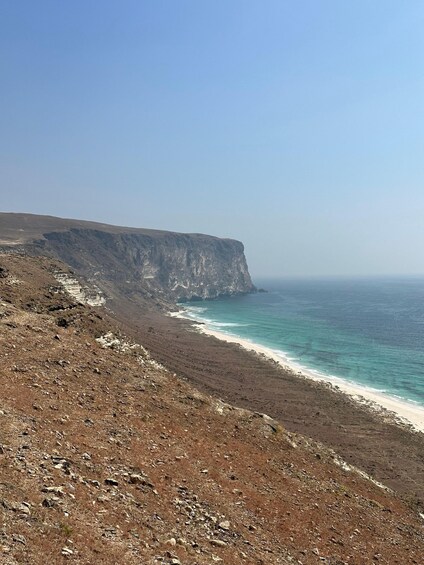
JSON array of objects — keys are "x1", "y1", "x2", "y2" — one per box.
[{"x1": 1, "y1": 1, "x2": 423, "y2": 278}]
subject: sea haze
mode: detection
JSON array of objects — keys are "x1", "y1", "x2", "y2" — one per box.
[{"x1": 181, "y1": 277, "x2": 424, "y2": 407}]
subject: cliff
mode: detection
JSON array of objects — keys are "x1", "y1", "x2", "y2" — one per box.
[{"x1": 0, "y1": 213, "x2": 255, "y2": 303}]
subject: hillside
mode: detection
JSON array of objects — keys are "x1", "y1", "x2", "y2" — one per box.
[{"x1": 0, "y1": 254, "x2": 423, "y2": 565}]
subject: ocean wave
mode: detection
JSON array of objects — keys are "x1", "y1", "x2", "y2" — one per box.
[{"x1": 184, "y1": 306, "x2": 208, "y2": 314}]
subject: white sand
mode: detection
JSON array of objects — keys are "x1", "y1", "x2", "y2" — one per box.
[{"x1": 170, "y1": 310, "x2": 424, "y2": 433}]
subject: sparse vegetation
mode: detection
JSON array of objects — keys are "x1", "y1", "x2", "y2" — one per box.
[{"x1": 0, "y1": 254, "x2": 423, "y2": 564}]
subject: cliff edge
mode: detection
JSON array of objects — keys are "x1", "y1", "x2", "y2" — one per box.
[{"x1": 0, "y1": 212, "x2": 255, "y2": 303}]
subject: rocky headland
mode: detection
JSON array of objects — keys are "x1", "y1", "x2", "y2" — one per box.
[{"x1": 0, "y1": 213, "x2": 255, "y2": 304}]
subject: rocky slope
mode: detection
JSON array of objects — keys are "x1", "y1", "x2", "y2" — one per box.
[
  {"x1": 0, "y1": 213, "x2": 255, "y2": 302},
  {"x1": 0, "y1": 254, "x2": 424, "y2": 565}
]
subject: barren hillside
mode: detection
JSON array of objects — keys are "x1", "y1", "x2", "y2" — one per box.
[{"x1": 0, "y1": 254, "x2": 423, "y2": 565}]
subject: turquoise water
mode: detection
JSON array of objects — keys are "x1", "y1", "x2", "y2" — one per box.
[{"x1": 181, "y1": 278, "x2": 424, "y2": 407}]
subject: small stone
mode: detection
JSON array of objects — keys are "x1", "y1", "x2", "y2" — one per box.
[
  {"x1": 42, "y1": 498, "x2": 58, "y2": 508},
  {"x1": 62, "y1": 546, "x2": 74, "y2": 556},
  {"x1": 105, "y1": 478, "x2": 119, "y2": 486},
  {"x1": 176, "y1": 538, "x2": 187, "y2": 546},
  {"x1": 210, "y1": 539, "x2": 227, "y2": 547},
  {"x1": 218, "y1": 520, "x2": 230, "y2": 531},
  {"x1": 166, "y1": 537, "x2": 177, "y2": 546},
  {"x1": 42, "y1": 485, "x2": 65, "y2": 496},
  {"x1": 128, "y1": 474, "x2": 144, "y2": 484}
]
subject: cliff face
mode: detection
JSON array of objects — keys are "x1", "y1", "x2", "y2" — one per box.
[
  {"x1": 42, "y1": 228, "x2": 255, "y2": 301},
  {"x1": 0, "y1": 214, "x2": 255, "y2": 303}
]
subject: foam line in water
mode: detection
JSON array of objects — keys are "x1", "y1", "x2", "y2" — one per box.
[{"x1": 173, "y1": 305, "x2": 424, "y2": 433}]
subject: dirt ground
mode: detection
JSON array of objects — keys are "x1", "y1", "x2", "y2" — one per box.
[
  {"x1": 0, "y1": 254, "x2": 423, "y2": 565},
  {"x1": 112, "y1": 298, "x2": 424, "y2": 511}
]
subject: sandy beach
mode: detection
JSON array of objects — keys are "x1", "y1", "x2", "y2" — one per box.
[
  {"x1": 112, "y1": 299, "x2": 424, "y2": 504},
  {"x1": 171, "y1": 310, "x2": 424, "y2": 433}
]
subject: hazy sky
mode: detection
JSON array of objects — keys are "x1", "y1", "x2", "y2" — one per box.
[{"x1": 1, "y1": 1, "x2": 423, "y2": 277}]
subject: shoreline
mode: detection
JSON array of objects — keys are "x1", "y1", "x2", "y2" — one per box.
[{"x1": 171, "y1": 310, "x2": 424, "y2": 434}]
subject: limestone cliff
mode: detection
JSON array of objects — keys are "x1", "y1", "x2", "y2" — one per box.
[{"x1": 0, "y1": 213, "x2": 255, "y2": 303}]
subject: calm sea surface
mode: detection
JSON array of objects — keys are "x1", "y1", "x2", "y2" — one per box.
[{"x1": 181, "y1": 278, "x2": 424, "y2": 406}]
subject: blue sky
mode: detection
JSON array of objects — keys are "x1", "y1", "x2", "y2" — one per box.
[{"x1": 1, "y1": 1, "x2": 423, "y2": 277}]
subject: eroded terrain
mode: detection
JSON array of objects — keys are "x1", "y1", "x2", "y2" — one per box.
[{"x1": 0, "y1": 255, "x2": 423, "y2": 565}]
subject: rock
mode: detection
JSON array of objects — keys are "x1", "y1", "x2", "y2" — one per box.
[
  {"x1": 128, "y1": 473, "x2": 145, "y2": 484},
  {"x1": 18, "y1": 502, "x2": 31, "y2": 515},
  {"x1": 166, "y1": 537, "x2": 177, "y2": 546},
  {"x1": 62, "y1": 546, "x2": 74, "y2": 556},
  {"x1": 104, "y1": 478, "x2": 119, "y2": 486},
  {"x1": 42, "y1": 497, "x2": 59, "y2": 508},
  {"x1": 42, "y1": 485, "x2": 65, "y2": 496},
  {"x1": 210, "y1": 539, "x2": 227, "y2": 547},
  {"x1": 218, "y1": 520, "x2": 230, "y2": 531},
  {"x1": 57, "y1": 317, "x2": 68, "y2": 328},
  {"x1": 176, "y1": 538, "x2": 187, "y2": 546}
]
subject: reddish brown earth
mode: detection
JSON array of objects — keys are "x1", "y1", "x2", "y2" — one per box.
[
  {"x1": 111, "y1": 302, "x2": 424, "y2": 511},
  {"x1": 0, "y1": 254, "x2": 423, "y2": 565}
]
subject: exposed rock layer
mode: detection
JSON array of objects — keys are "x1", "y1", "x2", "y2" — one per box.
[{"x1": 0, "y1": 213, "x2": 255, "y2": 302}]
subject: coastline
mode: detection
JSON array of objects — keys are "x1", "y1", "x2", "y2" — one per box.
[
  {"x1": 116, "y1": 299, "x2": 424, "y2": 502},
  {"x1": 171, "y1": 310, "x2": 424, "y2": 434}
]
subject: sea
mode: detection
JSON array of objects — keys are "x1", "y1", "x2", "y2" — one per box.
[{"x1": 180, "y1": 278, "x2": 424, "y2": 408}]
